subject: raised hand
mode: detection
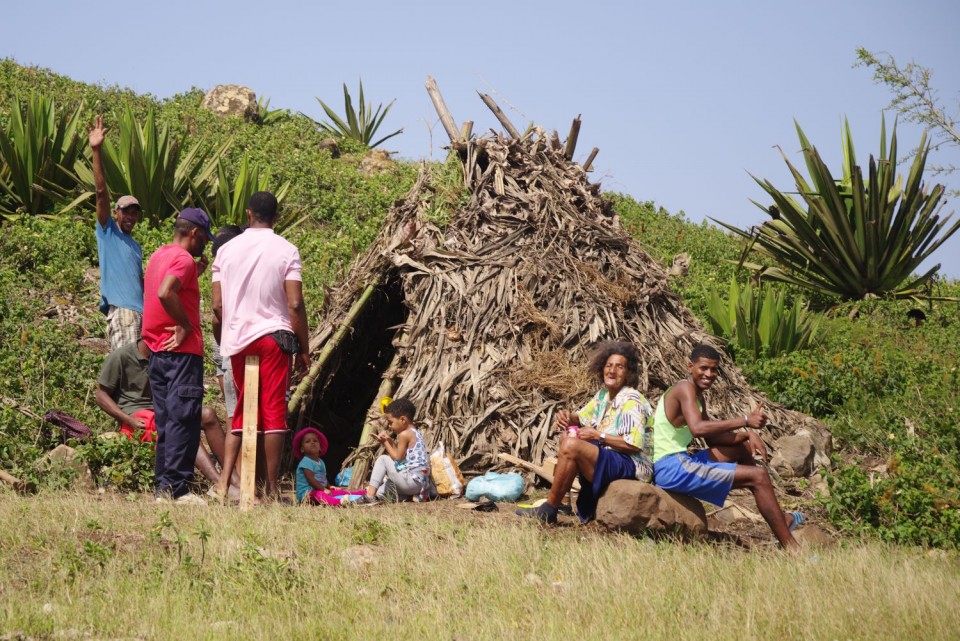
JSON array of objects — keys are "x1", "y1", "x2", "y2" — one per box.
[{"x1": 88, "y1": 115, "x2": 107, "y2": 149}]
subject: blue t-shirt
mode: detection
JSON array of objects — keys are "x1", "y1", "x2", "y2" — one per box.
[
  {"x1": 95, "y1": 217, "x2": 144, "y2": 314},
  {"x1": 295, "y1": 457, "x2": 328, "y2": 502}
]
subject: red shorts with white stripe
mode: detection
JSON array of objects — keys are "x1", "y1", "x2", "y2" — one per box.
[{"x1": 230, "y1": 335, "x2": 290, "y2": 434}]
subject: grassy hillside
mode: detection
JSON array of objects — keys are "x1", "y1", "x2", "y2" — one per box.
[{"x1": 0, "y1": 60, "x2": 958, "y2": 548}]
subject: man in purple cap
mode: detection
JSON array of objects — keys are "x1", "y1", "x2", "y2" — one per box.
[
  {"x1": 89, "y1": 115, "x2": 144, "y2": 350},
  {"x1": 142, "y1": 207, "x2": 214, "y2": 504}
]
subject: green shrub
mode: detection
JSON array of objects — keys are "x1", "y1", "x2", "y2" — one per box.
[{"x1": 706, "y1": 277, "x2": 821, "y2": 359}]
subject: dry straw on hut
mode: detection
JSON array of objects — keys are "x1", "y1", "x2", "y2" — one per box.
[{"x1": 287, "y1": 78, "x2": 832, "y2": 485}]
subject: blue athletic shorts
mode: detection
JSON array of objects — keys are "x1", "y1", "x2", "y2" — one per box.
[{"x1": 654, "y1": 450, "x2": 735, "y2": 507}]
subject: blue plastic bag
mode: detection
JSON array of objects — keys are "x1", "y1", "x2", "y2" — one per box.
[
  {"x1": 334, "y1": 466, "x2": 353, "y2": 487},
  {"x1": 465, "y1": 471, "x2": 525, "y2": 502}
]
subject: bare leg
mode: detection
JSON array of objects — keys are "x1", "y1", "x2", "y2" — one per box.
[
  {"x1": 546, "y1": 435, "x2": 599, "y2": 508},
  {"x1": 262, "y1": 433, "x2": 285, "y2": 500},
  {"x1": 213, "y1": 430, "x2": 241, "y2": 497},
  {"x1": 711, "y1": 444, "x2": 798, "y2": 549}
]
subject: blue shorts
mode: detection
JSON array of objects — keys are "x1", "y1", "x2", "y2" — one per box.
[{"x1": 653, "y1": 450, "x2": 735, "y2": 507}]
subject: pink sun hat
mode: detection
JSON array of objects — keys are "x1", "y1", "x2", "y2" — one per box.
[{"x1": 292, "y1": 427, "x2": 328, "y2": 460}]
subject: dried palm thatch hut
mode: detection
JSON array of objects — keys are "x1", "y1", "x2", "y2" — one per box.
[{"x1": 287, "y1": 78, "x2": 831, "y2": 484}]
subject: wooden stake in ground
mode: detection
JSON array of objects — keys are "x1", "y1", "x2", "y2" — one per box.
[{"x1": 240, "y1": 355, "x2": 260, "y2": 512}]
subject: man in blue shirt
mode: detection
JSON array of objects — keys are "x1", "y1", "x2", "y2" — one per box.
[{"x1": 89, "y1": 115, "x2": 144, "y2": 350}]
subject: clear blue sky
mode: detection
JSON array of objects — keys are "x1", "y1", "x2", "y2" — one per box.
[{"x1": 4, "y1": 0, "x2": 960, "y2": 277}]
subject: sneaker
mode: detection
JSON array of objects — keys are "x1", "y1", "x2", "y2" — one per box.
[
  {"x1": 173, "y1": 493, "x2": 208, "y2": 507},
  {"x1": 515, "y1": 502, "x2": 558, "y2": 525},
  {"x1": 357, "y1": 494, "x2": 381, "y2": 505}
]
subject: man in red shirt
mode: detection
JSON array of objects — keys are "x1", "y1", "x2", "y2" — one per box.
[{"x1": 142, "y1": 208, "x2": 214, "y2": 504}]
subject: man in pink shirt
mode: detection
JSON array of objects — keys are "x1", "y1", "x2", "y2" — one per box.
[
  {"x1": 211, "y1": 191, "x2": 310, "y2": 501},
  {"x1": 142, "y1": 207, "x2": 214, "y2": 505}
]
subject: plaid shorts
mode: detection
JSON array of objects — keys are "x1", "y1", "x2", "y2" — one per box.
[{"x1": 106, "y1": 306, "x2": 142, "y2": 350}]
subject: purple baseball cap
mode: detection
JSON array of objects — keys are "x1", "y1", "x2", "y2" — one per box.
[{"x1": 177, "y1": 207, "x2": 215, "y2": 241}]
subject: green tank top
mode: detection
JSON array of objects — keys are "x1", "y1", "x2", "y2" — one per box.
[{"x1": 651, "y1": 385, "x2": 701, "y2": 463}]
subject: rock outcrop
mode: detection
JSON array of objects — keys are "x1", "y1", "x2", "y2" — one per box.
[{"x1": 201, "y1": 85, "x2": 258, "y2": 122}]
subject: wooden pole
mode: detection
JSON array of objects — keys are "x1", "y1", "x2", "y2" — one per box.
[
  {"x1": 240, "y1": 355, "x2": 260, "y2": 512},
  {"x1": 477, "y1": 93, "x2": 521, "y2": 138},
  {"x1": 425, "y1": 76, "x2": 461, "y2": 144},
  {"x1": 583, "y1": 147, "x2": 599, "y2": 172},
  {"x1": 563, "y1": 115, "x2": 582, "y2": 161},
  {"x1": 460, "y1": 120, "x2": 473, "y2": 141},
  {"x1": 287, "y1": 284, "x2": 378, "y2": 416},
  {"x1": 348, "y1": 374, "x2": 397, "y2": 490}
]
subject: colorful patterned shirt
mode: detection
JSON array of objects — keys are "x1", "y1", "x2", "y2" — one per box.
[{"x1": 577, "y1": 386, "x2": 654, "y2": 481}]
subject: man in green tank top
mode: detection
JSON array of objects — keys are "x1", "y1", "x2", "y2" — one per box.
[{"x1": 652, "y1": 344, "x2": 803, "y2": 549}]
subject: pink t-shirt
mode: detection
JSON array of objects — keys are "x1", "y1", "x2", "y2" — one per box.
[
  {"x1": 212, "y1": 227, "x2": 303, "y2": 358},
  {"x1": 142, "y1": 244, "x2": 203, "y2": 357}
]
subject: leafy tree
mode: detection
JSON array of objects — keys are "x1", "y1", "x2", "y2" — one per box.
[{"x1": 856, "y1": 48, "x2": 959, "y2": 185}]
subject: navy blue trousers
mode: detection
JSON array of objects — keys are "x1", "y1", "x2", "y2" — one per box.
[{"x1": 147, "y1": 352, "x2": 204, "y2": 498}]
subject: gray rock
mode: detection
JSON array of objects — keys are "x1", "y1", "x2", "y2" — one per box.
[
  {"x1": 595, "y1": 480, "x2": 707, "y2": 540},
  {"x1": 201, "y1": 85, "x2": 258, "y2": 122},
  {"x1": 36, "y1": 444, "x2": 94, "y2": 491},
  {"x1": 793, "y1": 523, "x2": 835, "y2": 548},
  {"x1": 318, "y1": 138, "x2": 340, "y2": 158},
  {"x1": 771, "y1": 433, "x2": 816, "y2": 478}
]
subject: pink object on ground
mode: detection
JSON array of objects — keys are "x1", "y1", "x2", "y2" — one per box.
[{"x1": 307, "y1": 488, "x2": 365, "y2": 506}]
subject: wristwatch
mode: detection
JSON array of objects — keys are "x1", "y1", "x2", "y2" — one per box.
[{"x1": 599, "y1": 433, "x2": 607, "y2": 447}]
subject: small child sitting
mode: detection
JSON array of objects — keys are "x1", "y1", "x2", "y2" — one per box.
[
  {"x1": 361, "y1": 398, "x2": 434, "y2": 503},
  {"x1": 293, "y1": 427, "x2": 364, "y2": 506}
]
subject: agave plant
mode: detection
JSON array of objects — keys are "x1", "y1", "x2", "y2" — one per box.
[
  {"x1": 0, "y1": 93, "x2": 85, "y2": 218},
  {"x1": 70, "y1": 105, "x2": 229, "y2": 224},
  {"x1": 717, "y1": 118, "x2": 959, "y2": 300},
  {"x1": 196, "y1": 154, "x2": 295, "y2": 228},
  {"x1": 255, "y1": 96, "x2": 291, "y2": 126},
  {"x1": 312, "y1": 80, "x2": 403, "y2": 148},
  {"x1": 706, "y1": 277, "x2": 821, "y2": 359}
]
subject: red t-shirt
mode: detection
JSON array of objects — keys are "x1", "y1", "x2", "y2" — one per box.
[{"x1": 142, "y1": 244, "x2": 203, "y2": 357}]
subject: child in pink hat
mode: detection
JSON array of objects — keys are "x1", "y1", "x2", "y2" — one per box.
[{"x1": 293, "y1": 427, "x2": 365, "y2": 506}]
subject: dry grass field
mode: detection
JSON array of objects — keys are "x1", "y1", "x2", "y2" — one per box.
[{"x1": 1, "y1": 491, "x2": 958, "y2": 641}]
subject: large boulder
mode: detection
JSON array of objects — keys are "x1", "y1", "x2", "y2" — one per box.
[
  {"x1": 770, "y1": 434, "x2": 816, "y2": 478},
  {"x1": 595, "y1": 480, "x2": 707, "y2": 540},
  {"x1": 201, "y1": 85, "x2": 258, "y2": 122}
]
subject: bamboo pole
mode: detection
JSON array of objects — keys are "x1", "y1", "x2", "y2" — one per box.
[
  {"x1": 460, "y1": 120, "x2": 474, "y2": 141},
  {"x1": 425, "y1": 76, "x2": 461, "y2": 144},
  {"x1": 287, "y1": 284, "x2": 378, "y2": 416},
  {"x1": 240, "y1": 355, "x2": 259, "y2": 512},
  {"x1": 477, "y1": 93, "x2": 521, "y2": 138},
  {"x1": 563, "y1": 115, "x2": 581, "y2": 161},
  {"x1": 348, "y1": 374, "x2": 398, "y2": 490},
  {"x1": 583, "y1": 147, "x2": 599, "y2": 172}
]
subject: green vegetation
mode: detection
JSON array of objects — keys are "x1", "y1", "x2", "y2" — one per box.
[
  {"x1": 705, "y1": 278, "x2": 821, "y2": 359},
  {"x1": 0, "y1": 59, "x2": 958, "y2": 549},
  {"x1": 856, "y1": 48, "x2": 959, "y2": 185},
  {"x1": 0, "y1": 93, "x2": 85, "y2": 217},
  {"x1": 718, "y1": 119, "x2": 959, "y2": 300},
  {"x1": 312, "y1": 80, "x2": 404, "y2": 148}
]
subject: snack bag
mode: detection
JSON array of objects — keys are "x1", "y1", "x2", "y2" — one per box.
[{"x1": 430, "y1": 442, "x2": 466, "y2": 497}]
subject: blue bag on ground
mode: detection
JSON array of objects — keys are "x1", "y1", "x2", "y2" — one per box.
[{"x1": 465, "y1": 471, "x2": 525, "y2": 502}]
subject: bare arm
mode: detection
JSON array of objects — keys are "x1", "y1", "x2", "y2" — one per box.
[
  {"x1": 302, "y1": 467, "x2": 328, "y2": 491},
  {"x1": 88, "y1": 116, "x2": 111, "y2": 228},
  {"x1": 670, "y1": 381, "x2": 766, "y2": 438},
  {"x1": 284, "y1": 279, "x2": 310, "y2": 373},
  {"x1": 94, "y1": 385, "x2": 143, "y2": 429},
  {"x1": 211, "y1": 280, "x2": 223, "y2": 344},
  {"x1": 374, "y1": 430, "x2": 414, "y2": 462},
  {"x1": 157, "y1": 274, "x2": 193, "y2": 350}
]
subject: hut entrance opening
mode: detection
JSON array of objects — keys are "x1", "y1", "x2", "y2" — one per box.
[{"x1": 303, "y1": 276, "x2": 407, "y2": 478}]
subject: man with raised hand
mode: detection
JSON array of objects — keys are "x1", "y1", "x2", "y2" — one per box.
[
  {"x1": 142, "y1": 208, "x2": 214, "y2": 505},
  {"x1": 89, "y1": 115, "x2": 144, "y2": 350},
  {"x1": 211, "y1": 191, "x2": 310, "y2": 502}
]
